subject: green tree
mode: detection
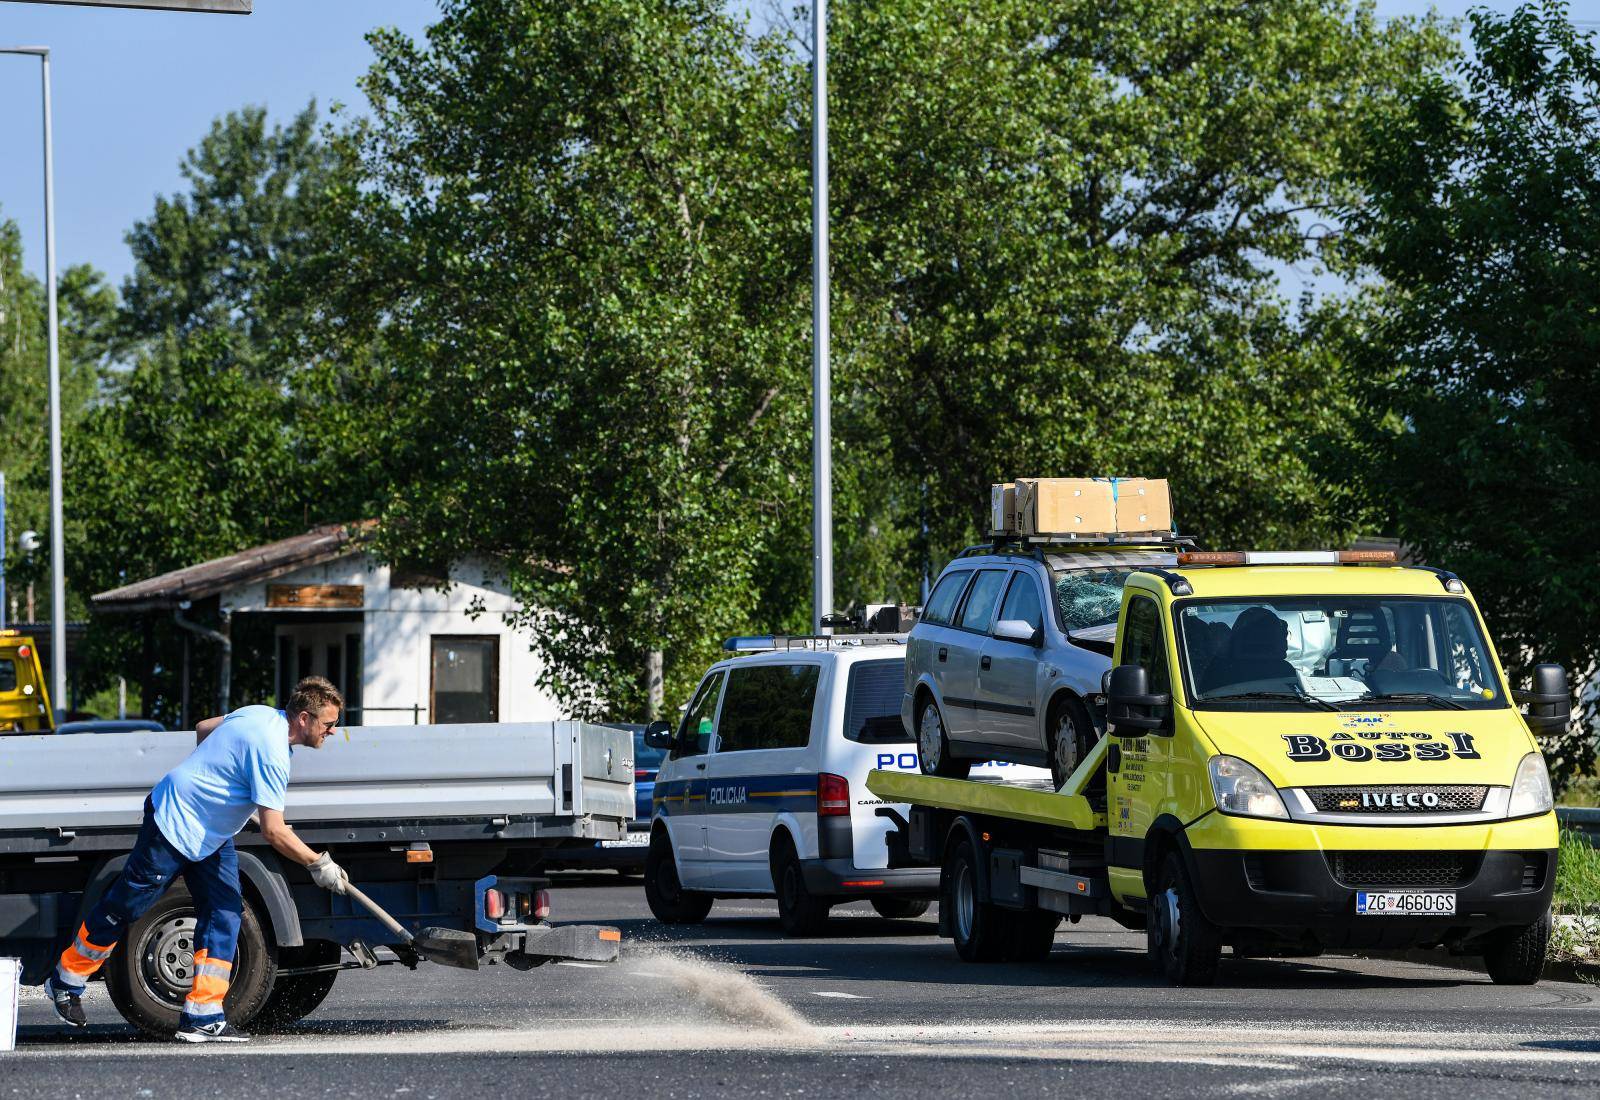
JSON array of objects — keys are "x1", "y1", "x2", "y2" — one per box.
[{"x1": 1341, "y1": 1, "x2": 1600, "y2": 781}]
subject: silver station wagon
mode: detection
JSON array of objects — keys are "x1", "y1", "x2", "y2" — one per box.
[{"x1": 902, "y1": 544, "x2": 1181, "y2": 787}]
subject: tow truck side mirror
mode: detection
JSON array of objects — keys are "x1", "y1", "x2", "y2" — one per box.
[
  {"x1": 1514, "y1": 663, "x2": 1571, "y2": 734},
  {"x1": 1106, "y1": 664, "x2": 1171, "y2": 737},
  {"x1": 642, "y1": 720, "x2": 674, "y2": 750}
]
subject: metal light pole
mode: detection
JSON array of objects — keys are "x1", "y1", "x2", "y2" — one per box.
[
  {"x1": 1, "y1": 46, "x2": 66, "y2": 719},
  {"x1": 811, "y1": 0, "x2": 832, "y2": 634},
  {"x1": 0, "y1": 471, "x2": 7, "y2": 632}
]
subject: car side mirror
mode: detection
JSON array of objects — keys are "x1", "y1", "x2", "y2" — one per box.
[
  {"x1": 1106, "y1": 663, "x2": 1171, "y2": 737},
  {"x1": 642, "y1": 720, "x2": 674, "y2": 750},
  {"x1": 1514, "y1": 663, "x2": 1571, "y2": 734},
  {"x1": 992, "y1": 619, "x2": 1040, "y2": 645}
]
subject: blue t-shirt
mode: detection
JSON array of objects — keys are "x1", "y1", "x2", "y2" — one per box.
[{"x1": 152, "y1": 705, "x2": 292, "y2": 861}]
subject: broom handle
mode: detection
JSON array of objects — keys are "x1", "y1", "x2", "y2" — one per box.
[{"x1": 343, "y1": 882, "x2": 415, "y2": 944}]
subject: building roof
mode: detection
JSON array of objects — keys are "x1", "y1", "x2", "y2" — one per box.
[{"x1": 93, "y1": 521, "x2": 376, "y2": 612}]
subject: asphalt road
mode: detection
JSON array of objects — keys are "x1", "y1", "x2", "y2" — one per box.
[{"x1": 7, "y1": 871, "x2": 1600, "y2": 1098}]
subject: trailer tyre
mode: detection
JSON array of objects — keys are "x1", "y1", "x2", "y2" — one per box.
[
  {"x1": 917, "y1": 698, "x2": 971, "y2": 779},
  {"x1": 1007, "y1": 911, "x2": 1061, "y2": 963},
  {"x1": 644, "y1": 831, "x2": 713, "y2": 924},
  {"x1": 773, "y1": 835, "x2": 831, "y2": 937},
  {"x1": 1483, "y1": 908, "x2": 1551, "y2": 985},
  {"x1": 944, "y1": 837, "x2": 1010, "y2": 962},
  {"x1": 103, "y1": 882, "x2": 276, "y2": 1039},
  {"x1": 1148, "y1": 850, "x2": 1222, "y2": 986},
  {"x1": 253, "y1": 941, "x2": 341, "y2": 1032},
  {"x1": 870, "y1": 897, "x2": 931, "y2": 920}
]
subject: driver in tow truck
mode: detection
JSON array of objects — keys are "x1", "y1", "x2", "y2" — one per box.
[{"x1": 42, "y1": 677, "x2": 352, "y2": 1043}]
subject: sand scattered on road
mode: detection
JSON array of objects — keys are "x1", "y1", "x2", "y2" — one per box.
[{"x1": 621, "y1": 947, "x2": 812, "y2": 1036}]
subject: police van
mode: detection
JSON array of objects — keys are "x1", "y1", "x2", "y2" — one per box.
[{"x1": 642, "y1": 633, "x2": 1051, "y2": 935}]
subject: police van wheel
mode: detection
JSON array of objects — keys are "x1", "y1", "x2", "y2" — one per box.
[
  {"x1": 1483, "y1": 909, "x2": 1551, "y2": 985},
  {"x1": 944, "y1": 837, "x2": 1010, "y2": 963},
  {"x1": 871, "y1": 897, "x2": 931, "y2": 920},
  {"x1": 644, "y1": 832, "x2": 713, "y2": 924},
  {"x1": 1148, "y1": 851, "x2": 1221, "y2": 986},
  {"x1": 773, "y1": 838, "x2": 831, "y2": 937},
  {"x1": 917, "y1": 700, "x2": 971, "y2": 779},
  {"x1": 103, "y1": 883, "x2": 276, "y2": 1039}
]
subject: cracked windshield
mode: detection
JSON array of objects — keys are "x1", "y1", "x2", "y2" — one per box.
[{"x1": 1178, "y1": 597, "x2": 1505, "y2": 710}]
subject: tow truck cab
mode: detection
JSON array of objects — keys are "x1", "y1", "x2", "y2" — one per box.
[{"x1": 0, "y1": 632, "x2": 52, "y2": 733}]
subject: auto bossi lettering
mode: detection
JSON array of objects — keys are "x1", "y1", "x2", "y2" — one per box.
[{"x1": 1281, "y1": 734, "x2": 1480, "y2": 763}]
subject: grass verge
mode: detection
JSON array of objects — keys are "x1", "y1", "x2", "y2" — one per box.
[{"x1": 1550, "y1": 829, "x2": 1600, "y2": 972}]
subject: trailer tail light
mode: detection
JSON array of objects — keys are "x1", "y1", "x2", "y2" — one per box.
[
  {"x1": 818, "y1": 773, "x2": 849, "y2": 817},
  {"x1": 533, "y1": 889, "x2": 551, "y2": 921},
  {"x1": 484, "y1": 888, "x2": 506, "y2": 920}
]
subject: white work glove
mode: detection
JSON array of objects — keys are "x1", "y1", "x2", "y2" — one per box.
[{"x1": 309, "y1": 852, "x2": 349, "y2": 895}]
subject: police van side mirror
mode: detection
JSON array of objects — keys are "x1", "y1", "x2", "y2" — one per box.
[
  {"x1": 1106, "y1": 664, "x2": 1171, "y2": 737},
  {"x1": 1515, "y1": 663, "x2": 1571, "y2": 734},
  {"x1": 642, "y1": 720, "x2": 674, "y2": 750}
]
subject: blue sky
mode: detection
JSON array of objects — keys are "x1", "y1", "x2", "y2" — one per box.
[{"x1": 0, "y1": 0, "x2": 1597, "y2": 290}]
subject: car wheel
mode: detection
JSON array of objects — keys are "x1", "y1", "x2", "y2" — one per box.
[
  {"x1": 917, "y1": 698, "x2": 971, "y2": 779},
  {"x1": 644, "y1": 831, "x2": 713, "y2": 924},
  {"x1": 1048, "y1": 698, "x2": 1092, "y2": 790},
  {"x1": 772, "y1": 834, "x2": 831, "y2": 937},
  {"x1": 1148, "y1": 850, "x2": 1222, "y2": 986}
]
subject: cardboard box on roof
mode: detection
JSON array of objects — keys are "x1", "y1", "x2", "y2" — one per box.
[
  {"x1": 990, "y1": 483, "x2": 1019, "y2": 535},
  {"x1": 1015, "y1": 478, "x2": 1115, "y2": 536},
  {"x1": 1112, "y1": 477, "x2": 1172, "y2": 534}
]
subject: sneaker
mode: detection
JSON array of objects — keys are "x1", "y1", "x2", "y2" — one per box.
[
  {"x1": 175, "y1": 1019, "x2": 251, "y2": 1044},
  {"x1": 42, "y1": 975, "x2": 87, "y2": 1029}
]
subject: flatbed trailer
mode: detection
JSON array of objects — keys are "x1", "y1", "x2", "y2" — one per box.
[{"x1": 0, "y1": 721, "x2": 629, "y2": 1035}]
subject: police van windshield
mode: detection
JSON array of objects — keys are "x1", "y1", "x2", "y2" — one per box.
[{"x1": 1178, "y1": 596, "x2": 1506, "y2": 711}]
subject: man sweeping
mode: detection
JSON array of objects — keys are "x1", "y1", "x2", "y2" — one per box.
[{"x1": 43, "y1": 676, "x2": 353, "y2": 1043}]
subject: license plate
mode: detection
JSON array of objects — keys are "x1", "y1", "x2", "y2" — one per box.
[
  {"x1": 1355, "y1": 891, "x2": 1456, "y2": 916},
  {"x1": 602, "y1": 835, "x2": 648, "y2": 848}
]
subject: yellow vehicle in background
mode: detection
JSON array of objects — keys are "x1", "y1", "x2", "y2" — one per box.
[
  {"x1": 0, "y1": 631, "x2": 53, "y2": 733},
  {"x1": 871, "y1": 549, "x2": 1569, "y2": 986}
]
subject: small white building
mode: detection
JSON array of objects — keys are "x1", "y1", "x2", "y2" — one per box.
[{"x1": 93, "y1": 523, "x2": 562, "y2": 726}]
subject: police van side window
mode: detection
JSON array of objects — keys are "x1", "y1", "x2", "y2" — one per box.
[
  {"x1": 843, "y1": 659, "x2": 911, "y2": 744},
  {"x1": 673, "y1": 670, "x2": 725, "y2": 759},
  {"x1": 716, "y1": 664, "x2": 821, "y2": 752},
  {"x1": 1121, "y1": 596, "x2": 1170, "y2": 694},
  {"x1": 921, "y1": 571, "x2": 970, "y2": 626}
]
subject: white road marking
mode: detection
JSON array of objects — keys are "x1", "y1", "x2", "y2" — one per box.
[{"x1": 811, "y1": 991, "x2": 864, "y2": 999}]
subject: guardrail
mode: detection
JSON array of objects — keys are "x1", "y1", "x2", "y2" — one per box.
[{"x1": 1557, "y1": 806, "x2": 1600, "y2": 841}]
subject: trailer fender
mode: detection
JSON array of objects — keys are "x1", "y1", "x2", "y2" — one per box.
[{"x1": 74, "y1": 847, "x2": 303, "y2": 949}]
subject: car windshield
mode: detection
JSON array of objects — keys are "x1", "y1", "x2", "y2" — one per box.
[
  {"x1": 1053, "y1": 569, "x2": 1137, "y2": 631},
  {"x1": 1178, "y1": 596, "x2": 1506, "y2": 710}
]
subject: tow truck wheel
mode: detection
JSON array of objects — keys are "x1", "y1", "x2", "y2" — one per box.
[
  {"x1": 944, "y1": 837, "x2": 1009, "y2": 962},
  {"x1": 773, "y1": 835, "x2": 831, "y2": 937},
  {"x1": 103, "y1": 882, "x2": 276, "y2": 1038},
  {"x1": 1148, "y1": 850, "x2": 1222, "y2": 986},
  {"x1": 645, "y1": 831, "x2": 714, "y2": 924},
  {"x1": 253, "y1": 941, "x2": 341, "y2": 1032},
  {"x1": 917, "y1": 699, "x2": 971, "y2": 779},
  {"x1": 1007, "y1": 911, "x2": 1061, "y2": 963},
  {"x1": 1483, "y1": 909, "x2": 1551, "y2": 985}
]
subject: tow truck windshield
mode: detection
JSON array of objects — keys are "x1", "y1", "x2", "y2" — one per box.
[{"x1": 1177, "y1": 596, "x2": 1506, "y2": 711}]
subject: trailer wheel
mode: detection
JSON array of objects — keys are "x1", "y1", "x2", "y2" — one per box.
[
  {"x1": 870, "y1": 897, "x2": 931, "y2": 920},
  {"x1": 644, "y1": 831, "x2": 713, "y2": 924},
  {"x1": 1148, "y1": 850, "x2": 1221, "y2": 986},
  {"x1": 253, "y1": 941, "x2": 341, "y2": 1032},
  {"x1": 773, "y1": 835, "x2": 831, "y2": 937},
  {"x1": 943, "y1": 837, "x2": 1010, "y2": 962},
  {"x1": 103, "y1": 882, "x2": 276, "y2": 1038},
  {"x1": 1007, "y1": 911, "x2": 1061, "y2": 963},
  {"x1": 1483, "y1": 908, "x2": 1551, "y2": 985},
  {"x1": 917, "y1": 698, "x2": 970, "y2": 779}
]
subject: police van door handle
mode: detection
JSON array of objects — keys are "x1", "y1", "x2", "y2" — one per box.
[
  {"x1": 696, "y1": 762, "x2": 706, "y2": 771},
  {"x1": 938, "y1": 647, "x2": 948, "y2": 662},
  {"x1": 980, "y1": 656, "x2": 991, "y2": 671}
]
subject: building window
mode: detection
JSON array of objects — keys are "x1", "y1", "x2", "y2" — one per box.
[
  {"x1": 344, "y1": 633, "x2": 363, "y2": 727},
  {"x1": 430, "y1": 636, "x2": 499, "y2": 724}
]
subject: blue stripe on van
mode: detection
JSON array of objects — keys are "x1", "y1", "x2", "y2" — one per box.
[{"x1": 652, "y1": 774, "x2": 820, "y2": 816}]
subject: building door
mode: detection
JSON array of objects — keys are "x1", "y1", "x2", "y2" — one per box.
[
  {"x1": 430, "y1": 636, "x2": 499, "y2": 724},
  {"x1": 276, "y1": 623, "x2": 364, "y2": 725}
]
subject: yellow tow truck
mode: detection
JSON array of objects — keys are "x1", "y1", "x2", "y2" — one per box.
[
  {"x1": 0, "y1": 631, "x2": 53, "y2": 733},
  {"x1": 870, "y1": 549, "x2": 1567, "y2": 985}
]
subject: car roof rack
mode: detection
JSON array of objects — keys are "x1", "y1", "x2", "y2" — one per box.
[{"x1": 958, "y1": 532, "x2": 1199, "y2": 560}]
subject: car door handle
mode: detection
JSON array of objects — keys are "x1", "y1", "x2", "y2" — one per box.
[
  {"x1": 695, "y1": 763, "x2": 706, "y2": 771},
  {"x1": 938, "y1": 647, "x2": 948, "y2": 662},
  {"x1": 980, "y1": 655, "x2": 991, "y2": 671}
]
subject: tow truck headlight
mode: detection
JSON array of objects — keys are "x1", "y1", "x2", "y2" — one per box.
[
  {"x1": 1508, "y1": 752, "x2": 1553, "y2": 818},
  {"x1": 1208, "y1": 756, "x2": 1289, "y2": 820}
]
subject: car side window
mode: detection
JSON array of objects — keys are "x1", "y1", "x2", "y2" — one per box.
[
  {"x1": 996, "y1": 573, "x2": 1044, "y2": 634},
  {"x1": 716, "y1": 664, "x2": 820, "y2": 752},
  {"x1": 1120, "y1": 596, "x2": 1170, "y2": 694},
  {"x1": 672, "y1": 670, "x2": 725, "y2": 760},
  {"x1": 957, "y1": 569, "x2": 1008, "y2": 632},
  {"x1": 922, "y1": 571, "x2": 970, "y2": 626}
]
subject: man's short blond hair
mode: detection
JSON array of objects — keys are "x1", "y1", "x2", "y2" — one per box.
[{"x1": 288, "y1": 676, "x2": 344, "y2": 718}]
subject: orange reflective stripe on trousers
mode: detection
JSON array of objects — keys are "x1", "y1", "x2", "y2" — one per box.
[
  {"x1": 57, "y1": 922, "x2": 116, "y2": 979},
  {"x1": 184, "y1": 949, "x2": 232, "y2": 1012}
]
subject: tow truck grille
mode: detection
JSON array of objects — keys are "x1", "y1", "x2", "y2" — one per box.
[
  {"x1": 1305, "y1": 784, "x2": 1488, "y2": 813},
  {"x1": 1327, "y1": 851, "x2": 1479, "y2": 889}
]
